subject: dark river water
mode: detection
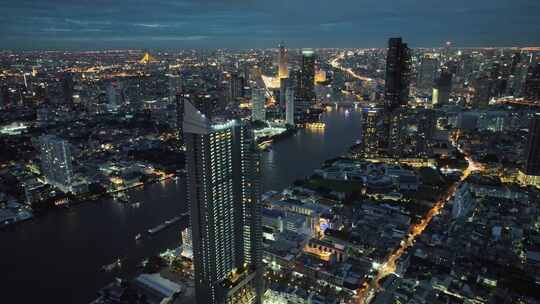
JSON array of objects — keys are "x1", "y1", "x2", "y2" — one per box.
[{"x1": 0, "y1": 107, "x2": 363, "y2": 304}]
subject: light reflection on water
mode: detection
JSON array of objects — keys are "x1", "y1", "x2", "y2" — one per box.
[
  {"x1": 261, "y1": 107, "x2": 362, "y2": 191},
  {"x1": 0, "y1": 107, "x2": 362, "y2": 304}
]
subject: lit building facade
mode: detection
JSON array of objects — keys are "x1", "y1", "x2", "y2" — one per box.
[
  {"x1": 251, "y1": 88, "x2": 266, "y2": 122},
  {"x1": 229, "y1": 73, "x2": 245, "y2": 102},
  {"x1": 184, "y1": 101, "x2": 263, "y2": 304},
  {"x1": 278, "y1": 42, "x2": 288, "y2": 79},
  {"x1": 297, "y1": 49, "x2": 316, "y2": 107},
  {"x1": 38, "y1": 135, "x2": 74, "y2": 193},
  {"x1": 285, "y1": 87, "x2": 295, "y2": 126},
  {"x1": 361, "y1": 108, "x2": 382, "y2": 158}
]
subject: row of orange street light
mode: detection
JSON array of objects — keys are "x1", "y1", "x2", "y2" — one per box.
[{"x1": 354, "y1": 131, "x2": 483, "y2": 303}]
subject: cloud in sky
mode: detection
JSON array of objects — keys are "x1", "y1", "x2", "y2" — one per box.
[{"x1": 1, "y1": 0, "x2": 539, "y2": 49}]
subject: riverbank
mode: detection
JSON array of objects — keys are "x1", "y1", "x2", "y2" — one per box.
[
  {"x1": 257, "y1": 127, "x2": 297, "y2": 150},
  {"x1": 0, "y1": 108, "x2": 363, "y2": 304}
]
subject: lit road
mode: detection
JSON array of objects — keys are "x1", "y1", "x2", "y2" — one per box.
[
  {"x1": 354, "y1": 132, "x2": 483, "y2": 303},
  {"x1": 329, "y1": 52, "x2": 375, "y2": 83},
  {"x1": 494, "y1": 97, "x2": 540, "y2": 107}
]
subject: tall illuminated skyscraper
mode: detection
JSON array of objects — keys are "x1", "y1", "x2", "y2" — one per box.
[
  {"x1": 38, "y1": 135, "x2": 73, "y2": 193},
  {"x1": 384, "y1": 38, "x2": 410, "y2": 111},
  {"x1": 297, "y1": 49, "x2": 316, "y2": 107},
  {"x1": 184, "y1": 101, "x2": 263, "y2": 304},
  {"x1": 383, "y1": 37, "x2": 411, "y2": 158},
  {"x1": 278, "y1": 42, "x2": 288, "y2": 79}
]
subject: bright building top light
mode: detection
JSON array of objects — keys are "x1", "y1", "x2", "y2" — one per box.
[
  {"x1": 212, "y1": 120, "x2": 236, "y2": 131},
  {"x1": 302, "y1": 49, "x2": 314, "y2": 56}
]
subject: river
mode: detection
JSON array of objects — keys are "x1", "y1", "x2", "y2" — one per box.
[{"x1": 0, "y1": 106, "x2": 363, "y2": 304}]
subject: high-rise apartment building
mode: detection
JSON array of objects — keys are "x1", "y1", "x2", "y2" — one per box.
[
  {"x1": 278, "y1": 42, "x2": 288, "y2": 79},
  {"x1": 417, "y1": 54, "x2": 438, "y2": 92},
  {"x1": 184, "y1": 100, "x2": 263, "y2": 304},
  {"x1": 38, "y1": 135, "x2": 74, "y2": 193},
  {"x1": 524, "y1": 113, "x2": 540, "y2": 176},
  {"x1": 229, "y1": 73, "x2": 245, "y2": 102},
  {"x1": 285, "y1": 87, "x2": 295, "y2": 126},
  {"x1": 279, "y1": 77, "x2": 289, "y2": 109},
  {"x1": 433, "y1": 69, "x2": 452, "y2": 106},
  {"x1": 361, "y1": 108, "x2": 382, "y2": 158},
  {"x1": 251, "y1": 88, "x2": 266, "y2": 122},
  {"x1": 415, "y1": 109, "x2": 436, "y2": 156}
]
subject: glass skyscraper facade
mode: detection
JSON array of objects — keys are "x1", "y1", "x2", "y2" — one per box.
[{"x1": 383, "y1": 37, "x2": 411, "y2": 158}]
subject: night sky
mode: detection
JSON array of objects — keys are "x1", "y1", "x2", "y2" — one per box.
[{"x1": 1, "y1": 0, "x2": 539, "y2": 50}]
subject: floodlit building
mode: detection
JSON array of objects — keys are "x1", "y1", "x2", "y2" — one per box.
[{"x1": 278, "y1": 42, "x2": 289, "y2": 79}]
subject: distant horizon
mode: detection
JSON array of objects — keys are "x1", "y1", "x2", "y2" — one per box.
[{"x1": 2, "y1": 44, "x2": 540, "y2": 53}]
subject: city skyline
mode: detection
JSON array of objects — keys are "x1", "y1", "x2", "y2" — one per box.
[
  {"x1": 2, "y1": 0, "x2": 540, "y2": 50},
  {"x1": 2, "y1": 2, "x2": 540, "y2": 302}
]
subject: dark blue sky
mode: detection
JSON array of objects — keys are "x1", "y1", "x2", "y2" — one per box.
[{"x1": 1, "y1": 0, "x2": 539, "y2": 50}]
